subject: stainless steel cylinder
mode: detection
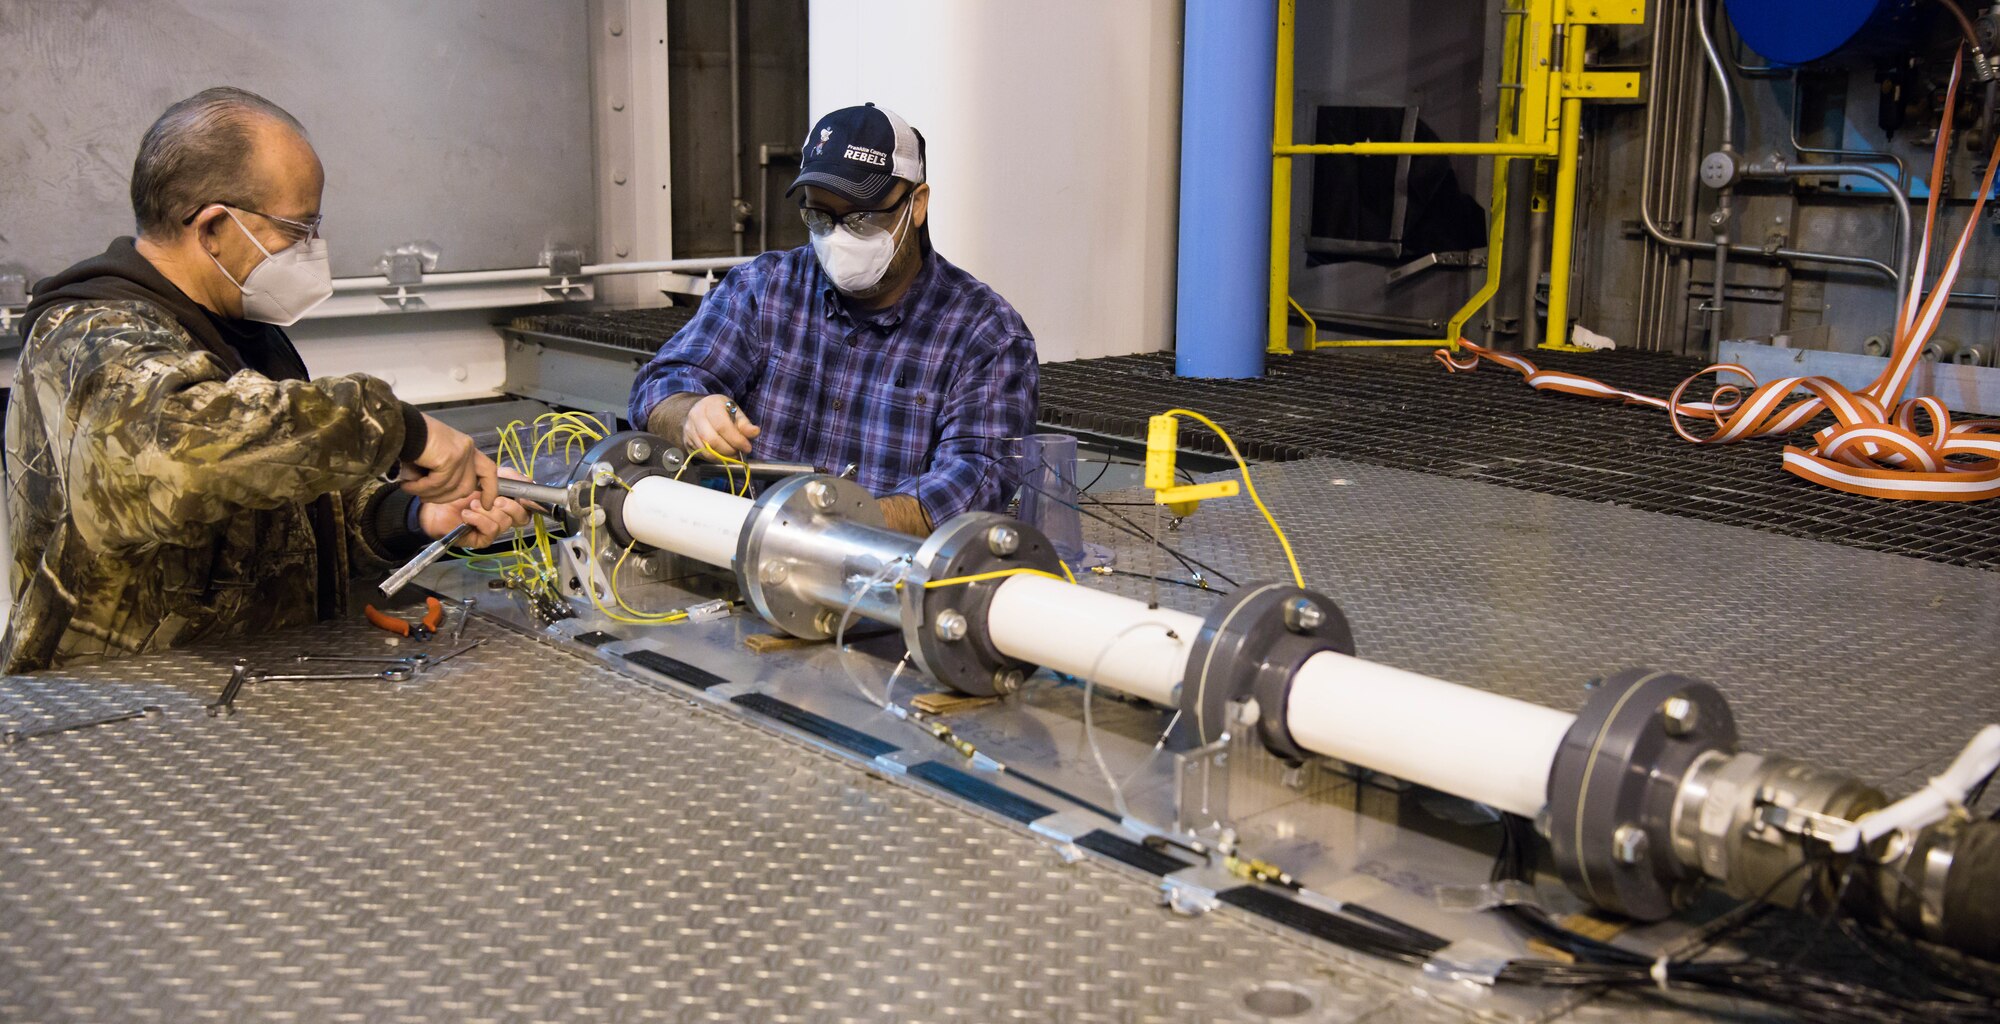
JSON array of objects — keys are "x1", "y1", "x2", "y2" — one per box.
[{"x1": 735, "y1": 474, "x2": 922, "y2": 639}]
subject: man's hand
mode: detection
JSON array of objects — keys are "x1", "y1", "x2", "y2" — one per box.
[
  {"x1": 399, "y1": 415, "x2": 499, "y2": 509},
  {"x1": 417, "y1": 467, "x2": 536, "y2": 548},
  {"x1": 682, "y1": 394, "x2": 761, "y2": 458},
  {"x1": 877, "y1": 494, "x2": 933, "y2": 537}
]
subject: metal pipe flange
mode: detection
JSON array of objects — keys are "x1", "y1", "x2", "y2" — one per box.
[
  {"x1": 1545, "y1": 669, "x2": 1738, "y2": 922},
  {"x1": 1176, "y1": 582, "x2": 1355, "y2": 762},
  {"x1": 561, "y1": 430, "x2": 686, "y2": 548},
  {"x1": 901, "y1": 513, "x2": 1062, "y2": 697}
]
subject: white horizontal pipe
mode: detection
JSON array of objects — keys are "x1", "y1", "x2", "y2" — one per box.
[
  {"x1": 622, "y1": 476, "x2": 756, "y2": 569},
  {"x1": 614, "y1": 480, "x2": 1578, "y2": 818},
  {"x1": 986, "y1": 575, "x2": 1202, "y2": 706},
  {"x1": 1286, "y1": 650, "x2": 1576, "y2": 818},
  {"x1": 329, "y1": 256, "x2": 753, "y2": 293}
]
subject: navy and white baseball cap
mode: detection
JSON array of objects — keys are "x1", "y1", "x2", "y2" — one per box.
[{"x1": 787, "y1": 102, "x2": 926, "y2": 206}]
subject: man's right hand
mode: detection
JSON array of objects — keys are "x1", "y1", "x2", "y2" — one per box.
[
  {"x1": 682, "y1": 393, "x2": 761, "y2": 458},
  {"x1": 398, "y1": 414, "x2": 499, "y2": 509}
]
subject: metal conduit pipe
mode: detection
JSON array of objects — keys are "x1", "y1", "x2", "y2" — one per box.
[
  {"x1": 1640, "y1": 3, "x2": 1905, "y2": 321},
  {"x1": 1737, "y1": 161, "x2": 1913, "y2": 316},
  {"x1": 1695, "y1": 0, "x2": 1735, "y2": 352},
  {"x1": 327, "y1": 256, "x2": 754, "y2": 293},
  {"x1": 728, "y1": 0, "x2": 748, "y2": 256}
]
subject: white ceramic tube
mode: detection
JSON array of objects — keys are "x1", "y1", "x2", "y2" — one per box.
[
  {"x1": 1286, "y1": 650, "x2": 1576, "y2": 818},
  {"x1": 986, "y1": 575, "x2": 1203, "y2": 705},
  {"x1": 623, "y1": 477, "x2": 756, "y2": 569}
]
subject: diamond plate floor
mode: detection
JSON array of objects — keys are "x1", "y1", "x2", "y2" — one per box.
[
  {"x1": 1077, "y1": 457, "x2": 2000, "y2": 793},
  {"x1": 0, "y1": 617, "x2": 1423, "y2": 1024}
]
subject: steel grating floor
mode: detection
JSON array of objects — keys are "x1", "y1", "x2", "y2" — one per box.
[
  {"x1": 508, "y1": 305, "x2": 699, "y2": 355},
  {"x1": 1039, "y1": 348, "x2": 2000, "y2": 572}
]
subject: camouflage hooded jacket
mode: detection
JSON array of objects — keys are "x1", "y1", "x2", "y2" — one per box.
[{"x1": 2, "y1": 247, "x2": 422, "y2": 673}]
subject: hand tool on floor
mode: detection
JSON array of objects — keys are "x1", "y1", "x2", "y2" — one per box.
[
  {"x1": 422, "y1": 639, "x2": 486, "y2": 670},
  {"x1": 365, "y1": 596, "x2": 444, "y2": 640},
  {"x1": 380, "y1": 524, "x2": 472, "y2": 596},
  {"x1": 3, "y1": 705, "x2": 162, "y2": 745},
  {"x1": 208, "y1": 661, "x2": 253, "y2": 715},
  {"x1": 451, "y1": 597, "x2": 475, "y2": 642},
  {"x1": 245, "y1": 668, "x2": 414, "y2": 684},
  {"x1": 208, "y1": 658, "x2": 414, "y2": 716},
  {"x1": 295, "y1": 653, "x2": 428, "y2": 670}
]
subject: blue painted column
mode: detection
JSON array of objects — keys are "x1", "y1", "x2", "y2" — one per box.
[{"x1": 1174, "y1": 0, "x2": 1279, "y2": 378}]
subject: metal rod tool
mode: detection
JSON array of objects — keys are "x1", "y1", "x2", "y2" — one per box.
[
  {"x1": 3, "y1": 705, "x2": 161, "y2": 745},
  {"x1": 451, "y1": 598, "x2": 475, "y2": 642},
  {"x1": 496, "y1": 478, "x2": 573, "y2": 509},
  {"x1": 380, "y1": 524, "x2": 472, "y2": 597}
]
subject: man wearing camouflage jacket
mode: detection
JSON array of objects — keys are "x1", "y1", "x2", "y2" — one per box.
[{"x1": 2, "y1": 87, "x2": 528, "y2": 673}]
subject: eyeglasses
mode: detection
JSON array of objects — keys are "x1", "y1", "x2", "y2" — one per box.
[
  {"x1": 799, "y1": 189, "x2": 912, "y2": 238},
  {"x1": 181, "y1": 202, "x2": 324, "y2": 244}
]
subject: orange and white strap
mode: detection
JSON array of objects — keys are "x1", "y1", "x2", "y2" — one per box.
[{"x1": 1438, "y1": 52, "x2": 2000, "y2": 503}]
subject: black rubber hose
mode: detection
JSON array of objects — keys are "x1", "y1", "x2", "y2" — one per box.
[{"x1": 1941, "y1": 819, "x2": 2000, "y2": 962}]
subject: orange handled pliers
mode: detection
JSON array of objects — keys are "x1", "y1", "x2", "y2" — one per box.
[{"x1": 365, "y1": 596, "x2": 444, "y2": 639}]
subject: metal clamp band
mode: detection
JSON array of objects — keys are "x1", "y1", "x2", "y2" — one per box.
[{"x1": 736, "y1": 474, "x2": 895, "y2": 639}]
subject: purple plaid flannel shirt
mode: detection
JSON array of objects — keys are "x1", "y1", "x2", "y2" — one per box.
[{"x1": 627, "y1": 246, "x2": 1039, "y2": 524}]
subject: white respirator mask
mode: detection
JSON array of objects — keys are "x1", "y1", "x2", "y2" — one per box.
[
  {"x1": 811, "y1": 196, "x2": 913, "y2": 295},
  {"x1": 207, "y1": 206, "x2": 334, "y2": 326}
]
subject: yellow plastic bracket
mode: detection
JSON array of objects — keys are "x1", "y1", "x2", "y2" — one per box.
[
  {"x1": 1558, "y1": 0, "x2": 1643, "y2": 23},
  {"x1": 1154, "y1": 480, "x2": 1240, "y2": 518},
  {"x1": 1561, "y1": 71, "x2": 1640, "y2": 99},
  {"x1": 1147, "y1": 413, "x2": 1240, "y2": 515},
  {"x1": 1144, "y1": 415, "x2": 1180, "y2": 490}
]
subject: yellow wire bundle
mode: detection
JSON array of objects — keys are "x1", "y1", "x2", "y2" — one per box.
[{"x1": 1162, "y1": 407, "x2": 1306, "y2": 589}]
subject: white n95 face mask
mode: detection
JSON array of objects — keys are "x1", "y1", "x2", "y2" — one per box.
[
  {"x1": 811, "y1": 198, "x2": 913, "y2": 295},
  {"x1": 208, "y1": 207, "x2": 334, "y2": 326}
]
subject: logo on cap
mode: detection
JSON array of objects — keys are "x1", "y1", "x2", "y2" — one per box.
[
  {"x1": 842, "y1": 145, "x2": 888, "y2": 167},
  {"x1": 815, "y1": 127, "x2": 832, "y2": 155}
]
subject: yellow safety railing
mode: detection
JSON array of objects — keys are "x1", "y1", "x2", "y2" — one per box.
[{"x1": 1268, "y1": 0, "x2": 1642, "y2": 355}]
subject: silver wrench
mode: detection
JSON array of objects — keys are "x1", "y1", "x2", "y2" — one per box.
[
  {"x1": 295, "y1": 653, "x2": 428, "y2": 670},
  {"x1": 4, "y1": 705, "x2": 162, "y2": 745},
  {"x1": 247, "y1": 666, "x2": 414, "y2": 684},
  {"x1": 421, "y1": 638, "x2": 487, "y2": 670},
  {"x1": 451, "y1": 597, "x2": 475, "y2": 643}
]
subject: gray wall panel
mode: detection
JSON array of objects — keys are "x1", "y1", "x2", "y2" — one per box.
[{"x1": 0, "y1": 0, "x2": 595, "y2": 280}]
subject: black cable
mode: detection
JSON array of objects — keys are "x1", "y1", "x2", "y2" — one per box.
[
  {"x1": 1075, "y1": 455, "x2": 1115, "y2": 494},
  {"x1": 1022, "y1": 450, "x2": 1241, "y2": 588},
  {"x1": 1093, "y1": 568, "x2": 1215, "y2": 591},
  {"x1": 1015, "y1": 477, "x2": 1239, "y2": 589},
  {"x1": 1483, "y1": 813, "x2": 2000, "y2": 1023},
  {"x1": 1965, "y1": 764, "x2": 1995, "y2": 810}
]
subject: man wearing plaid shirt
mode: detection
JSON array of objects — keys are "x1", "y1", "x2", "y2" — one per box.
[{"x1": 628, "y1": 104, "x2": 1039, "y2": 536}]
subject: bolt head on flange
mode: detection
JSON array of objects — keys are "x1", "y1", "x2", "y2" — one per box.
[
  {"x1": 1660, "y1": 695, "x2": 1698, "y2": 737},
  {"x1": 992, "y1": 668, "x2": 1024, "y2": 694},
  {"x1": 986, "y1": 525, "x2": 1020, "y2": 557},
  {"x1": 805, "y1": 481, "x2": 837, "y2": 512},
  {"x1": 1283, "y1": 598, "x2": 1325, "y2": 633},
  {"x1": 1613, "y1": 823, "x2": 1650, "y2": 865},
  {"x1": 625, "y1": 438, "x2": 654, "y2": 464},
  {"x1": 934, "y1": 609, "x2": 969, "y2": 642}
]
